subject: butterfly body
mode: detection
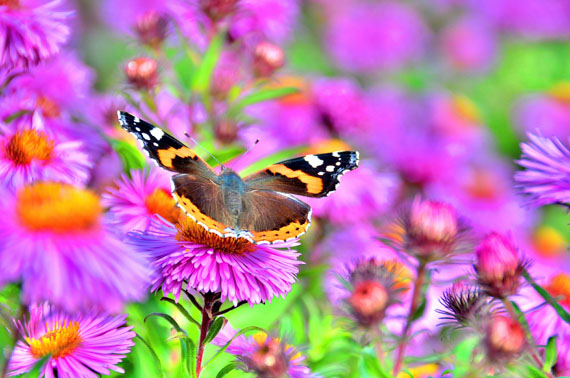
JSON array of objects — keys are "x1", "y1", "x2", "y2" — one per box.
[{"x1": 118, "y1": 111, "x2": 359, "y2": 244}]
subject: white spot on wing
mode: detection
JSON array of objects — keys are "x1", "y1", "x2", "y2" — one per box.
[
  {"x1": 304, "y1": 154, "x2": 324, "y2": 168},
  {"x1": 142, "y1": 133, "x2": 151, "y2": 141},
  {"x1": 332, "y1": 151, "x2": 340, "y2": 157},
  {"x1": 326, "y1": 165, "x2": 335, "y2": 172},
  {"x1": 150, "y1": 127, "x2": 165, "y2": 140},
  {"x1": 318, "y1": 172, "x2": 325, "y2": 176}
]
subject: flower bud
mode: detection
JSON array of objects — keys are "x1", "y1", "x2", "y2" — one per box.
[
  {"x1": 247, "y1": 336, "x2": 289, "y2": 378},
  {"x1": 125, "y1": 57, "x2": 158, "y2": 90},
  {"x1": 349, "y1": 280, "x2": 388, "y2": 327},
  {"x1": 484, "y1": 316, "x2": 526, "y2": 363},
  {"x1": 214, "y1": 119, "x2": 238, "y2": 144},
  {"x1": 253, "y1": 42, "x2": 285, "y2": 77},
  {"x1": 135, "y1": 11, "x2": 168, "y2": 49},
  {"x1": 200, "y1": 0, "x2": 237, "y2": 22},
  {"x1": 403, "y1": 197, "x2": 462, "y2": 262},
  {"x1": 437, "y1": 281, "x2": 488, "y2": 329},
  {"x1": 475, "y1": 232, "x2": 525, "y2": 298}
]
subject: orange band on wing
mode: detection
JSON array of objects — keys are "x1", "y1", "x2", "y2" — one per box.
[
  {"x1": 174, "y1": 192, "x2": 230, "y2": 235},
  {"x1": 267, "y1": 164, "x2": 323, "y2": 194},
  {"x1": 158, "y1": 147, "x2": 198, "y2": 169},
  {"x1": 250, "y1": 218, "x2": 311, "y2": 243}
]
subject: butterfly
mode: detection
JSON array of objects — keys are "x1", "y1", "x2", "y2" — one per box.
[{"x1": 117, "y1": 111, "x2": 359, "y2": 244}]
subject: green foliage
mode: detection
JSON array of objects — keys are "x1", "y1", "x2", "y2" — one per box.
[
  {"x1": 543, "y1": 336, "x2": 557, "y2": 373},
  {"x1": 523, "y1": 270, "x2": 570, "y2": 324}
]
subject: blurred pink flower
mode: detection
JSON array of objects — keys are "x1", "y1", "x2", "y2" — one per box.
[
  {"x1": 212, "y1": 323, "x2": 316, "y2": 378},
  {"x1": 325, "y1": 1, "x2": 429, "y2": 72},
  {"x1": 0, "y1": 182, "x2": 150, "y2": 312},
  {"x1": 555, "y1": 335, "x2": 570, "y2": 376},
  {"x1": 127, "y1": 216, "x2": 302, "y2": 305},
  {"x1": 514, "y1": 91, "x2": 570, "y2": 140},
  {"x1": 0, "y1": 114, "x2": 91, "y2": 189},
  {"x1": 8, "y1": 304, "x2": 135, "y2": 377},
  {"x1": 103, "y1": 168, "x2": 180, "y2": 232},
  {"x1": 0, "y1": 0, "x2": 71, "y2": 71}
]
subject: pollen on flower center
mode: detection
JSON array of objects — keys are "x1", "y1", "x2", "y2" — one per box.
[
  {"x1": 17, "y1": 182, "x2": 102, "y2": 233},
  {"x1": 175, "y1": 216, "x2": 256, "y2": 255},
  {"x1": 4, "y1": 129, "x2": 55, "y2": 166},
  {"x1": 27, "y1": 320, "x2": 82, "y2": 359},
  {"x1": 545, "y1": 273, "x2": 570, "y2": 309},
  {"x1": 145, "y1": 188, "x2": 180, "y2": 224}
]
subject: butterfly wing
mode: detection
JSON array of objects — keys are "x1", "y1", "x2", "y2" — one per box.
[
  {"x1": 117, "y1": 111, "x2": 216, "y2": 177},
  {"x1": 243, "y1": 151, "x2": 359, "y2": 198},
  {"x1": 238, "y1": 190, "x2": 311, "y2": 244}
]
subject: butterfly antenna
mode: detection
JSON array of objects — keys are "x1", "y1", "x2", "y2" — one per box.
[
  {"x1": 230, "y1": 139, "x2": 260, "y2": 169},
  {"x1": 184, "y1": 132, "x2": 223, "y2": 167}
]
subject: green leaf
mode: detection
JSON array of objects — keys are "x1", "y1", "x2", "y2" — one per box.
[
  {"x1": 182, "y1": 334, "x2": 197, "y2": 378},
  {"x1": 160, "y1": 297, "x2": 200, "y2": 328},
  {"x1": 144, "y1": 312, "x2": 186, "y2": 334},
  {"x1": 216, "y1": 362, "x2": 239, "y2": 378},
  {"x1": 543, "y1": 335, "x2": 558, "y2": 372},
  {"x1": 527, "y1": 364, "x2": 549, "y2": 378},
  {"x1": 358, "y1": 347, "x2": 393, "y2": 378},
  {"x1": 135, "y1": 335, "x2": 165, "y2": 378},
  {"x1": 411, "y1": 297, "x2": 427, "y2": 321},
  {"x1": 227, "y1": 86, "x2": 300, "y2": 117},
  {"x1": 204, "y1": 317, "x2": 225, "y2": 345},
  {"x1": 523, "y1": 270, "x2": 570, "y2": 324},
  {"x1": 192, "y1": 32, "x2": 224, "y2": 94},
  {"x1": 509, "y1": 300, "x2": 531, "y2": 330},
  {"x1": 204, "y1": 326, "x2": 266, "y2": 368},
  {"x1": 22, "y1": 356, "x2": 49, "y2": 377},
  {"x1": 111, "y1": 139, "x2": 146, "y2": 172}
]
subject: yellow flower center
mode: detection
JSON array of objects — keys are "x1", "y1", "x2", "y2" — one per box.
[
  {"x1": 145, "y1": 188, "x2": 181, "y2": 224},
  {"x1": 27, "y1": 320, "x2": 82, "y2": 359},
  {"x1": 175, "y1": 216, "x2": 256, "y2": 255},
  {"x1": 549, "y1": 82, "x2": 570, "y2": 103},
  {"x1": 17, "y1": 182, "x2": 102, "y2": 233},
  {"x1": 4, "y1": 129, "x2": 55, "y2": 166},
  {"x1": 545, "y1": 273, "x2": 570, "y2": 309},
  {"x1": 396, "y1": 363, "x2": 439, "y2": 378},
  {"x1": 452, "y1": 95, "x2": 480, "y2": 124},
  {"x1": 532, "y1": 225, "x2": 567, "y2": 258}
]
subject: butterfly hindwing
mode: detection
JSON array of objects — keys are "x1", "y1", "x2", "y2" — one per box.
[
  {"x1": 244, "y1": 151, "x2": 359, "y2": 198},
  {"x1": 117, "y1": 111, "x2": 215, "y2": 176}
]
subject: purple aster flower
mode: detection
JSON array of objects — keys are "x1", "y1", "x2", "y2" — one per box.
[
  {"x1": 554, "y1": 335, "x2": 570, "y2": 376},
  {"x1": 8, "y1": 303, "x2": 135, "y2": 377},
  {"x1": 0, "y1": 0, "x2": 71, "y2": 71},
  {"x1": 0, "y1": 182, "x2": 150, "y2": 312},
  {"x1": 0, "y1": 113, "x2": 91, "y2": 189},
  {"x1": 212, "y1": 323, "x2": 318, "y2": 378},
  {"x1": 325, "y1": 1, "x2": 429, "y2": 72},
  {"x1": 102, "y1": 168, "x2": 180, "y2": 232},
  {"x1": 440, "y1": 17, "x2": 497, "y2": 72},
  {"x1": 127, "y1": 216, "x2": 302, "y2": 305},
  {"x1": 307, "y1": 161, "x2": 400, "y2": 225},
  {"x1": 515, "y1": 133, "x2": 570, "y2": 206}
]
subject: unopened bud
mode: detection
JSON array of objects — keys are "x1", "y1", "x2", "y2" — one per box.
[
  {"x1": 125, "y1": 57, "x2": 158, "y2": 90},
  {"x1": 349, "y1": 280, "x2": 388, "y2": 327},
  {"x1": 200, "y1": 0, "x2": 237, "y2": 22},
  {"x1": 135, "y1": 11, "x2": 168, "y2": 49},
  {"x1": 253, "y1": 42, "x2": 285, "y2": 77},
  {"x1": 485, "y1": 316, "x2": 526, "y2": 362},
  {"x1": 214, "y1": 119, "x2": 238, "y2": 144}
]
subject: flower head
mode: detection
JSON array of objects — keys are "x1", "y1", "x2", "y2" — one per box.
[
  {"x1": 484, "y1": 315, "x2": 526, "y2": 364},
  {"x1": 125, "y1": 57, "x2": 158, "y2": 90},
  {"x1": 475, "y1": 232, "x2": 527, "y2": 298},
  {"x1": 400, "y1": 197, "x2": 467, "y2": 262},
  {"x1": 437, "y1": 281, "x2": 489, "y2": 330},
  {"x1": 103, "y1": 169, "x2": 180, "y2": 232},
  {"x1": 0, "y1": 182, "x2": 150, "y2": 312},
  {"x1": 515, "y1": 133, "x2": 570, "y2": 207},
  {"x1": 8, "y1": 304, "x2": 135, "y2": 377},
  {"x1": 127, "y1": 216, "x2": 302, "y2": 305},
  {"x1": 0, "y1": 115, "x2": 91, "y2": 189},
  {"x1": 134, "y1": 10, "x2": 169, "y2": 49},
  {"x1": 253, "y1": 41, "x2": 285, "y2": 77},
  {"x1": 0, "y1": 0, "x2": 71, "y2": 71},
  {"x1": 212, "y1": 323, "x2": 317, "y2": 378}
]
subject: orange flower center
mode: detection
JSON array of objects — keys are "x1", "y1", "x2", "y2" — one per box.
[
  {"x1": 549, "y1": 82, "x2": 570, "y2": 103},
  {"x1": 463, "y1": 168, "x2": 499, "y2": 200},
  {"x1": 27, "y1": 320, "x2": 82, "y2": 359},
  {"x1": 4, "y1": 129, "x2": 55, "y2": 166},
  {"x1": 17, "y1": 182, "x2": 102, "y2": 233},
  {"x1": 175, "y1": 216, "x2": 256, "y2": 255},
  {"x1": 545, "y1": 273, "x2": 570, "y2": 309},
  {"x1": 36, "y1": 97, "x2": 61, "y2": 118},
  {"x1": 0, "y1": 0, "x2": 20, "y2": 8},
  {"x1": 452, "y1": 95, "x2": 480, "y2": 124},
  {"x1": 145, "y1": 188, "x2": 181, "y2": 224},
  {"x1": 532, "y1": 225, "x2": 567, "y2": 258}
]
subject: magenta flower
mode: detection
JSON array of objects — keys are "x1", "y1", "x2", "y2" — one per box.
[
  {"x1": 554, "y1": 335, "x2": 570, "y2": 376},
  {"x1": 0, "y1": 182, "x2": 150, "y2": 312},
  {"x1": 102, "y1": 169, "x2": 180, "y2": 232},
  {"x1": 514, "y1": 89, "x2": 570, "y2": 140},
  {"x1": 515, "y1": 133, "x2": 570, "y2": 206},
  {"x1": 0, "y1": 114, "x2": 91, "y2": 189},
  {"x1": 325, "y1": 1, "x2": 429, "y2": 72},
  {"x1": 0, "y1": 0, "x2": 71, "y2": 71},
  {"x1": 8, "y1": 304, "x2": 135, "y2": 377},
  {"x1": 127, "y1": 216, "x2": 302, "y2": 305},
  {"x1": 212, "y1": 323, "x2": 317, "y2": 378}
]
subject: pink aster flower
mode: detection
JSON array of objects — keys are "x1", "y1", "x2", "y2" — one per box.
[
  {"x1": 212, "y1": 323, "x2": 317, "y2": 378},
  {"x1": 554, "y1": 335, "x2": 570, "y2": 376},
  {"x1": 325, "y1": 1, "x2": 429, "y2": 72},
  {"x1": 515, "y1": 133, "x2": 570, "y2": 207},
  {"x1": 103, "y1": 169, "x2": 180, "y2": 232},
  {"x1": 8, "y1": 304, "x2": 135, "y2": 377},
  {"x1": 127, "y1": 216, "x2": 302, "y2": 305},
  {"x1": 0, "y1": 113, "x2": 91, "y2": 190},
  {"x1": 0, "y1": 0, "x2": 71, "y2": 71},
  {"x1": 0, "y1": 182, "x2": 150, "y2": 312}
]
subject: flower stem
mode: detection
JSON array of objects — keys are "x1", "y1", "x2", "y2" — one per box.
[
  {"x1": 393, "y1": 262, "x2": 427, "y2": 376},
  {"x1": 196, "y1": 293, "x2": 216, "y2": 378},
  {"x1": 501, "y1": 299, "x2": 554, "y2": 378}
]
